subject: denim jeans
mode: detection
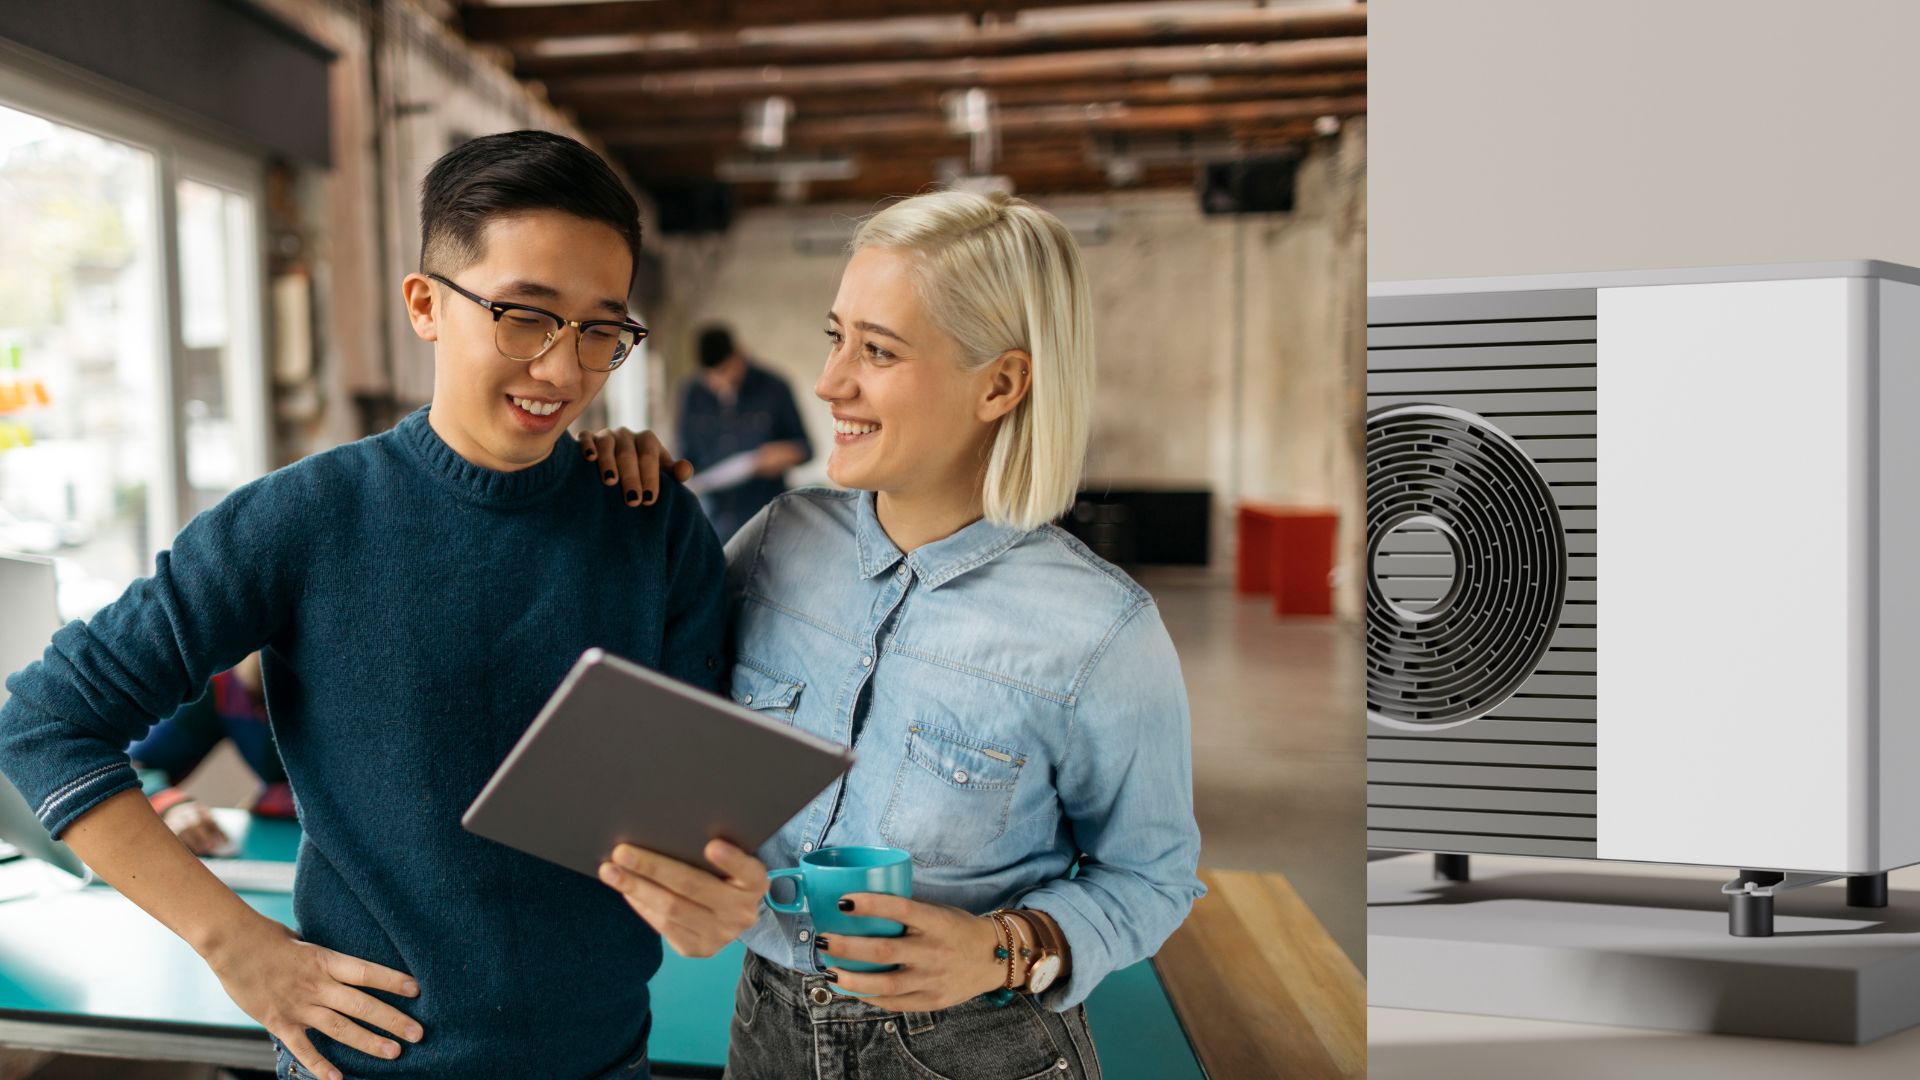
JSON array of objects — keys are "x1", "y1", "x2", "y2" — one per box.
[{"x1": 724, "y1": 950, "x2": 1102, "y2": 1080}]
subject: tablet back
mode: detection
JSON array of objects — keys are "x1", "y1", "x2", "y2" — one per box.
[{"x1": 462, "y1": 649, "x2": 853, "y2": 878}]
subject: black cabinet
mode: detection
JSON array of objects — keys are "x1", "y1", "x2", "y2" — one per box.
[{"x1": 1060, "y1": 489, "x2": 1211, "y2": 567}]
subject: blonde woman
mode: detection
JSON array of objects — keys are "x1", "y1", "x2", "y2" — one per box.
[{"x1": 586, "y1": 191, "x2": 1203, "y2": 1080}]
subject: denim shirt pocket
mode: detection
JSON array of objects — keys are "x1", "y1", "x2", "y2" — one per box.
[
  {"x1": 731, "y1": 657, "x2": 804, "y2": 722},
  {"x1": 879, "y1": 723, "x2": 1026, "y2": 867}
]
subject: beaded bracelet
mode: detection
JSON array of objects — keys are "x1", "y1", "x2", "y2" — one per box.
[
  {"x1": 984, "y1": 911, "x2": 1021, "y2": 1008},
  {"x1": 990, "y1": 911, "x2": 1021, "y2": 989}
]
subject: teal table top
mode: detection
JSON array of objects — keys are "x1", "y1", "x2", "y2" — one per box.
[
  {"x1": 0, "y1": 813, "x2": 1203, "y2": 1078},
  {"x1": 228, "y1": 810, "x2": 302, "y2": 863}
]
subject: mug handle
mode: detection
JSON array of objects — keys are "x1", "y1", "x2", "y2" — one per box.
[{"x1": 766, "y1": 868, "x2": 808, "y2": 915}]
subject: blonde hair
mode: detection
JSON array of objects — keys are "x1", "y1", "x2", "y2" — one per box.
[{"x1": 851, "y1": 190, "x2": 1093, "y2": 531}]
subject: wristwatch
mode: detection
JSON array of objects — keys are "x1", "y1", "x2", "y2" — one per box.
[{"x1": 1007, "y1": 910, "x2": 1064, "y2": 996}]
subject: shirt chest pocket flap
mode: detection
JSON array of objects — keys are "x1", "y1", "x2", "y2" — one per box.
[
  {"x1": 880, "y1": 723, "x2": 1026, "y2": 867},
  {"x1": 730, "y1": 659, "x2": 804, "y2": 719}
]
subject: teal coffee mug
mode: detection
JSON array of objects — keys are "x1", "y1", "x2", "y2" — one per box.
[{"x1": 766, "y1": 846, "x2": 912, "y2": 982}]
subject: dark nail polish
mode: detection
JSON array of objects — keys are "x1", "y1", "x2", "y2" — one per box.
[
  {"x1": 603, "y1": 469, "x2": 615, "y2": 480},
  {"x1": 814, "y1": 935, "x2": 831, "y2": 951},
  {"x1": 837, "y1": 899, "x2": 855, "y2": 912},
  {"x1": 643, "y1": 491, "x2": 657, "y2": 505},
  {"x1": 625, "y1": 490, "x2": 639, "y2": 504},
  {"x1": 822, "y1": 970, "x2": 839, "y2": 982}
]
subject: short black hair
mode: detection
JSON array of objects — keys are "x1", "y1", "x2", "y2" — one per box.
[
  {"x1": 418, "y1": 130, "x2": 641, "y2": 286},
  {"x1": 697, "y1": 325, "x2": 737, "y2": 368}
]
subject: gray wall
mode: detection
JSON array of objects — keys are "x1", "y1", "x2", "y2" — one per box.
[{"x1": 1371, "y1": 0, "x2": 1920, "y2": 281}]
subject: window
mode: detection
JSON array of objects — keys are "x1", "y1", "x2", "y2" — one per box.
[
  {"x1": 175, "y1": 176, "x2": 266, "y2": 518},
  {"x1": 0, "y1": 66, "x2": 267, "y2": 620}
]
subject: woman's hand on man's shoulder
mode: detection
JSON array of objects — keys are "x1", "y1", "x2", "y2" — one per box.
[{"x1": 577, "y1": 427, "x2": 691, "y2": 508}]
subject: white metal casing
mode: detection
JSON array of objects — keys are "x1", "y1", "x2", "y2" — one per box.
[{"x1": 1368, "y1": 261, "x2": 1920, "y2": 875}]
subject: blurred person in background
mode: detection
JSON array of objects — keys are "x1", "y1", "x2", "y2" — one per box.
[{"x1": 674, "y1": 324, "x2": 812, "y2": 541}]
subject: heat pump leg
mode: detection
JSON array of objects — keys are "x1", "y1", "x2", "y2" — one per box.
[
  {"x1": 1434, "y1": 853, "x2": 1470, "y2": 883},
  {"x1": 1847, "y1": 873, "x2": 1889, "y2": 908},
  {"x1": 1730, "y1": 892, "x2": 1774, "y2": 937}
]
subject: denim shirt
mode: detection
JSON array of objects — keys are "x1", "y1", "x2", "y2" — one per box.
[{"x1": 724, "y1": 488, "x2": 1205, "y2": 1010}]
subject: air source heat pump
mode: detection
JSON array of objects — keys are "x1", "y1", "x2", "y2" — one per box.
[{"x1": 1365, "y1": 260, "x2": 1920, "y2": 936}]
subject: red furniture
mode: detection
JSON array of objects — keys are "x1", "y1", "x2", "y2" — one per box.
[{"x1": 1237, "y1": 504, "x2": 1339, "y2": 616}]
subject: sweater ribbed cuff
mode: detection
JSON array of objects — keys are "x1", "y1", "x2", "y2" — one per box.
[{"x1": 38, "y1": 762, "x2": 141, "y2": 839}]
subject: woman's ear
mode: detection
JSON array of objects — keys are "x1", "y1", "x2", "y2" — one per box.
[
  {"x1": 978, "y1": 349, "x2": 1033, "y2": 423},
  {"x1": 401, "y1": 273, "x2": 440, "y2": 343}
]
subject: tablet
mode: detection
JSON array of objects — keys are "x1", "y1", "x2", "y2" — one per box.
[{"x1": 462, "y1": 649, "x2": 853, "y2": 878}]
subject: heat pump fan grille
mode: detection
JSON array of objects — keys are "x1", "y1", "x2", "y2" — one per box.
[
  {"x1": 1364, "y1": 289, "x2": 1597, "y2": 858},
  {"x1": 1368, "y1": 405, "x2": 1568, "y2": 726}
]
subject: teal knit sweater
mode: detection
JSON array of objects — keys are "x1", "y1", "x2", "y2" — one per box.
[{"x1": 0, "y1": 408, "x2": 727, "y2": 1077}]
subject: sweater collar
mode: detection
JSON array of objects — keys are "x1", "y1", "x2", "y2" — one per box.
[{"x1": 396, "y1": 406, "x2": 578, "y2": 506}]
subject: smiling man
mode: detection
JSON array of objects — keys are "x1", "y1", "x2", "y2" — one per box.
[{"x1": 0, "y1": 131, "x2": 763, "y2": 1080}]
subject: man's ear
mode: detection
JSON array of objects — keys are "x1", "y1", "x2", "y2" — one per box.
[
  {"x1": 978, "y1": 349, "x2": 1033, "y2": 423},
  {"x1": 401, "y1": 273, "x2": 439, "y2": 343}
]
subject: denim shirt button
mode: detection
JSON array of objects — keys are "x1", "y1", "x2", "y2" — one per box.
[
  {"x1": 743, "y1": 694, "x2": 754, "y2": 705},
  {"x1": 801, "y1": 841, "x2": 814, "y2": 852},
  {"x1": 798, "y1": 929, "x2": 811, "y2": 942},
  {"x1": 860, "y1": 655, "x2": 872, "y2": 667},
  {"x1": 953, "y1": 770, "x2": 969, "y2": 784}
]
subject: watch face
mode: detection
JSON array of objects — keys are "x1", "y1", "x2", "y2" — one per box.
[{"x1": 1028, "y1": 955, "x2": 1063, "y2": 994}]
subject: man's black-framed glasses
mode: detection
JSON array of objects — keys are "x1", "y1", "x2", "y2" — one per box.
[{"x1": 428, "y1": 272, "x2": 647, "y2": 372}]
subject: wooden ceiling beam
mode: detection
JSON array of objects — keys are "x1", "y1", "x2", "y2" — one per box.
[
  {"x1": 626, "y1": 136, "x2": 1099, "y2": 175},
  {"x1": 462, "y1": 0, "x2": 1132, "y2": 45},
  {"x1": 511, "y1": 6, "x2": 1366, "y2": 77},
  {"x1": 568, "y1": 72, "x2": 1369, "y2": 125},
  {"x1": 602, "y1": 97, "x2": 1359, "y2": 147},
  {"x1": 620, "y1": 129, "x2": 1317, "y2": 191},
  {"x1": 722, "y1": 161, "x2": 1210, "y2": 206},
  {"x1": 622, "y1": 130, "x2": 1316, "y2": 187},
  {"x1": 543, "y1": 38, "x2": 1367, "y2": 100},
  {"x1": 620, "y1": 122, "x2": 1314, "y2": 160}
]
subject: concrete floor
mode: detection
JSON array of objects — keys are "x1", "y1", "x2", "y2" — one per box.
[{"x1": 1138, "y1": 569, "x2": 1365, "y2": 965}]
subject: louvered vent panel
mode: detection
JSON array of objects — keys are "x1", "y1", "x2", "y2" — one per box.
[{"x1": 1365, "y1": 289, "x2": 1599, "y2": 858}]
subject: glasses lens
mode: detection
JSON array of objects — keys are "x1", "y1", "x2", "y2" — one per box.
[
  {"x1": 496, "y1": 309, "x2": 562, "y2": 361},
  {"x1": 578, "y1": 324, "x2": 641, "y2": 372}
]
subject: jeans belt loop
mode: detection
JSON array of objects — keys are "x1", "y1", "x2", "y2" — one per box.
[{"x1": 905, "y1": 1010, "x2": 937, "y2": 1035}]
